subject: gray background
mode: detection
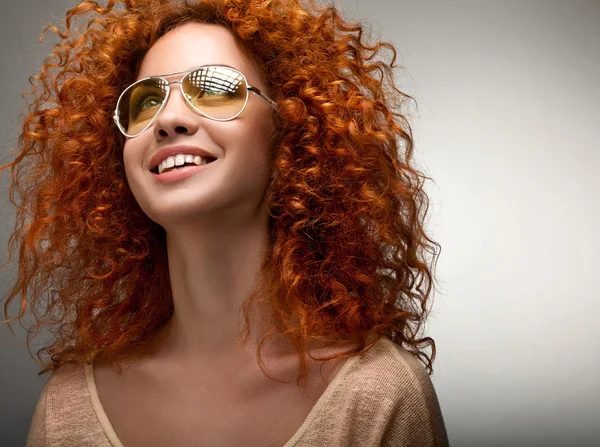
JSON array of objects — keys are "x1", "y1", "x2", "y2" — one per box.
[{"x1": 1, "y1": 1, "x2": 599, "y2": 446}]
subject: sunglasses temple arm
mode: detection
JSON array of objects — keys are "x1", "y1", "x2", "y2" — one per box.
[{"x1": 248, "y1": 86, "x2": 278, "y2": 111}]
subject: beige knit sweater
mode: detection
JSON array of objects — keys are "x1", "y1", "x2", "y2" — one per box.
[{"x1": 26, "y1": 336, "x2": 449, "y2": 446}]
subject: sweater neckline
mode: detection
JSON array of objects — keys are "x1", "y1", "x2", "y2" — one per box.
[{"x1": 83, "y1": 343, "x2": 366, "y2": 447}]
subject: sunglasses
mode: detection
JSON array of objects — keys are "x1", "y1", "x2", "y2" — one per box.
[{"x1": 113, "y1": 64, "x2": 278, "y2": 138}]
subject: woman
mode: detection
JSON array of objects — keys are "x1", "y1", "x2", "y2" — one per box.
[{"x1": 1, "y1": 0, "x2": 448, "y2": 445}]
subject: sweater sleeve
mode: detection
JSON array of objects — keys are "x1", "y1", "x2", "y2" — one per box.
[
  {"x1": 381, "y1": 349, "x2": 449, "y2": 447},
  {"x1": 26, "y1": 379, "x2": 50, "y2": 447}
]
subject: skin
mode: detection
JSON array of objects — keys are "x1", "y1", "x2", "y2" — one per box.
[{"x1": 122, "y1": 22, "x2": 279, "y2": 368}]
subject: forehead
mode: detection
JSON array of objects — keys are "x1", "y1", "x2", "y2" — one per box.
[{"x1": 136, "y1": 22, "x2": 261, "y2": 85}]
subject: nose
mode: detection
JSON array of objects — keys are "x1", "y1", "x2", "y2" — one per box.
[{"x1": 152, "y1": 80, "x2": 200, "y2": 139}]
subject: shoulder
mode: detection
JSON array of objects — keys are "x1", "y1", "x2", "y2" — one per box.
[
  {"x1": 31, "y1": 362, "x2": 88, "y2": 413},
  {"x1": 289, "y1": 336, "x2": 448, "y2": 446},
  {"x1": 47, "y1": 361, "x2": 87, "y2": 387},
  {"x1": 377, "y1": 337, "x2": 449, "y2": 447},
  {"x1": 375, "y1": 337, "x2": 442, "y2": 405},
  {"x1": 342, "y1": 335, "x2": 436, "y2": 396},
  {"x1": 342, "y1": 336, "x2": 449, "y2": 447},
  {"x1": 26, "y1": 363, "x2": 85, "y2": 446},
  {"x1": 26, "y1": 362, "x2": 111, "y2": 447}
]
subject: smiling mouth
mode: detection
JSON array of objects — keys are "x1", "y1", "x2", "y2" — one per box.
[{"x1": 150, "y1": 156, "x2": 217, "y2": 174}]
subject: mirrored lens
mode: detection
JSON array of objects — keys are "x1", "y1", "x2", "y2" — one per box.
[
  {"x1": 117, "y1": 78, "x2": 169, "y2": 136},
  {"x1": 183, "y1": 66, "x2": 248, "y2": 120}
]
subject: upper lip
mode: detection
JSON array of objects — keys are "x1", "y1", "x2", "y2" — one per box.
[{"x1": 148, "y1": 145, "x2": 218, "y2": 172}]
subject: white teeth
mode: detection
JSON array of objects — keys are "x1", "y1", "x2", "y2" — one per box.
[{"x1": 157, "y1": 154, "x2": 211, "y2": 174}]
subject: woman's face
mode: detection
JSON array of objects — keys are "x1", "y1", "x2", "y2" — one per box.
[{"x1": 122, "y1": 22, "x2": 276, "y2": 227}]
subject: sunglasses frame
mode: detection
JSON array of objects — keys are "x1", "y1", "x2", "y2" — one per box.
[{"x1": 113, "y1": 64, "x2": 278, "y2": 138}]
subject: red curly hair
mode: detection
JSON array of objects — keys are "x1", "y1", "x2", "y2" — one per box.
[{"x1": 1, "y1": 0, "x2": 441, "y2": 390}]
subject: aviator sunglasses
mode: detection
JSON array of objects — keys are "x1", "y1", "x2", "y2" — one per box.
[{"x1": 113, "y1": 64, "x2": 278, "y2": 138}]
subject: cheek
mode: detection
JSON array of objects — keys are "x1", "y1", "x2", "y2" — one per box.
[
  {"x1": 238, "y1": 125, "x2": 274, "y2": 173},
  {"x1": 122, "y1": 144, "x2": 136, "y2": 182},
  {"x1": 122, "y1": 140, "x2": 134, "y2": 165},
  {"x1": 209, "y1": 111, "x2": 274, "y2": 163},
  {"x1": 122, "y1": 138, "x2": 147, "y2": 171},
  {"x1": 236, "y1": 112, "x2": 275, "y2": 161},
  {"x1": 121, "y1": 141, "x2": 146, "y2": 197}
]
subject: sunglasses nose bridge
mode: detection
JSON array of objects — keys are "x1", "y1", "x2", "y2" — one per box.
[
  {"x1": 159, "y1": 79, "x2": 190, "y2": 112},
  {"x1": 164, "y1": 79, "x2": 183, "y2": 98}
]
